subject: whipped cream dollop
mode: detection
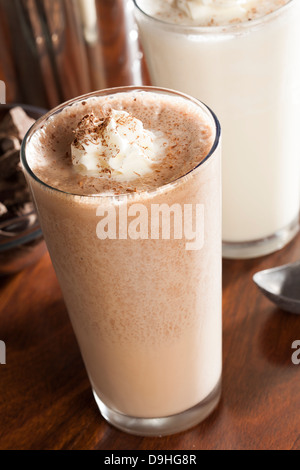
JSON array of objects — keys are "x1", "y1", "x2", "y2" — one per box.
[{"x1": 71, "y1": 109, "x2": 168, "y2": 181}]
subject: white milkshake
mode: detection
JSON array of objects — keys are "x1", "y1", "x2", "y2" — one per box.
[{"x1": 134, "y1": 0, "x2": 300, "y2": 258}]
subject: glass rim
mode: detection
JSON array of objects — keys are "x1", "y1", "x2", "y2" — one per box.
[
  {"x1": 21, "y1": 85, "x2": 221, "y2": 200},
  {"x1": 133, "y1": 0, "x2": 293, "y2": 34}
]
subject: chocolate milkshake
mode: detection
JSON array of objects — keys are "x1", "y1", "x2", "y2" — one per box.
[{"x1": 22, "y1": 87, "x2": 222, "y2": 436}]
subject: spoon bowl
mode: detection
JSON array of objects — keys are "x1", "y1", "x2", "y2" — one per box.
[{"x1": 253, "y1": 261, "x2": 300, "y2": 315}]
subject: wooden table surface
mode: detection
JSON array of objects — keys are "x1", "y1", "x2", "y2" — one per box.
[{"x1": 1, "y1": 234, "x2": 300, "y2": 450}]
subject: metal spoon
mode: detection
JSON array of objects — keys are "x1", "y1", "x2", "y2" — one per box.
[{"x1": 253, "y1": 261, "x2": 300, "y2": 314}]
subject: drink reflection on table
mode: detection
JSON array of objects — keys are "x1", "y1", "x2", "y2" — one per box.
[{"x1": 0, "y1": 0, "x2": 149, "y2": 108}]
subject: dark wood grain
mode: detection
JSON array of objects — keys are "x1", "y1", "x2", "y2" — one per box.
[{"x1": 0, "y1": 234, "x2": 300, "y2": 450}]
